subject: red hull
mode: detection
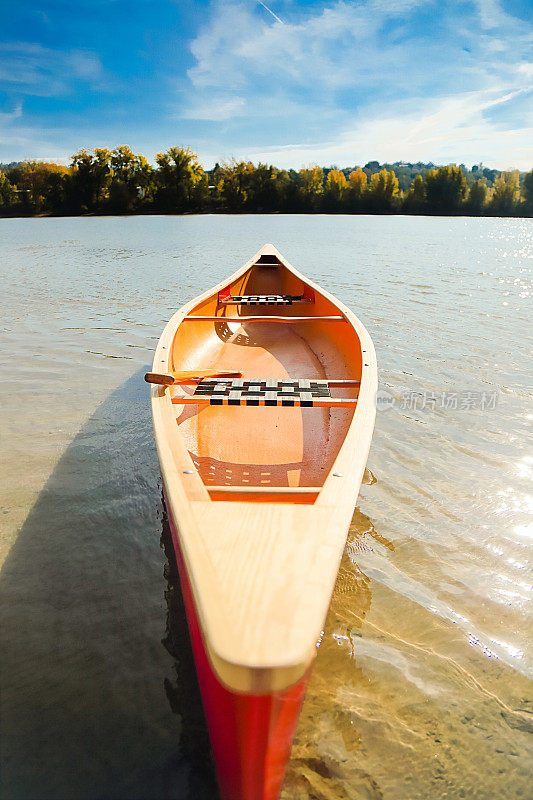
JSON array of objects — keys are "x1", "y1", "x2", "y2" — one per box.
[{"x1": 165, "y1": 492, "x2": 309, "y2": 800}]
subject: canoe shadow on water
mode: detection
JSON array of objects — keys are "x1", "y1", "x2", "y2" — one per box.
[{"x1": 0, "y1": 367, "x2": 217, "y2": 800}]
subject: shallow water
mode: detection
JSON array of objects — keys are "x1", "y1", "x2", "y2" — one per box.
[{"x1": 1, "y1": 215, "x2": 531, "y2": 799}]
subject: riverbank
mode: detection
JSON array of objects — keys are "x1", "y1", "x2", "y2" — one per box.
[{"x1": 1, "y1": 207, "x2": 531, "y2": 219}]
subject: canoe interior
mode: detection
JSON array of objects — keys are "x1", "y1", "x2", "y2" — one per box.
[{"x1": 168, "y1": 258, "x2": 363, "y2": 497}]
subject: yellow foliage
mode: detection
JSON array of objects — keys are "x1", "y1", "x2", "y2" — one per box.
[
  {"x1": 369, "y1": 168, "x2": 399, "y2": 197},
  {"x1": 491, "y1": 170, "x2": 520, "y2": 212},
  {"x1": 299, "y1": 165, "x2": 324, "y2": 195},
  {"x1": 17, "y1": 161, "x2": 68, "y2": 210},
  {"x1": 326, "y1": 170, "x2": 347, "y2": 191},
  {"x1": 348, "y1": 168, "x2": 367, "y2": 192}
]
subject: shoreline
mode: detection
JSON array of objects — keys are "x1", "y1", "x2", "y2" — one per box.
[{"x1": 1, "y1": 208, "x2": 531, "y2": 220}]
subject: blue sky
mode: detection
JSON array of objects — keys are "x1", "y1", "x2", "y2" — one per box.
[{"x1": 1, "y1": 0, "x2": 532, "y2": 168}]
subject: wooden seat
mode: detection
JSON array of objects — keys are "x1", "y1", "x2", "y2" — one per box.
[
  {"x1": 171, "y1": 378, "x2": 359, "y2": 408},
  {"x1": 218, "y1": 286, "x2": 315, "y2": 306}
]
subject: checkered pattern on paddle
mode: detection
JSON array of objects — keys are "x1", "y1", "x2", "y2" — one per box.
[
  {"x1": 222, "y1": 294, "x2": 304, "y2": 306},
  {"x1": 193, "y1": 378, "x2": 334, "y2": 407}
]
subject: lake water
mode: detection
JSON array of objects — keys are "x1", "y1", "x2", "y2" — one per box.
[{"x1": 1, "y1": 215, "x2": 531, "y2": 800}]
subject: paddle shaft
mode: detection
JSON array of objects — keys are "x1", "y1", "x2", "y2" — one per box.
[{"x1": 145, "y1": 370, "x2": 242, "y2": 386}]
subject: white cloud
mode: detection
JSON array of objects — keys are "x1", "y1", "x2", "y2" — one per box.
[
  {"x1": 0, "y1": 103, "x2": 23, "y2": 124},
  {"x1": 0, "y1": 102, "x2": 83, "y2": 163},
  {"x1": 183, "y1": 0, "x2": 533, "y2": 169},
  {"x1": 242, "y1": 87, "x2": 533, "y2": 170},
  {"x1": 181, "y1": 94, "x2": 246, "y2": 120},
  {"x1": 0, "y1": 43, "x2": 104, "y2": 97},
  {"x1": 186, "y1": 0, "x2": 443, "y2": 98}
]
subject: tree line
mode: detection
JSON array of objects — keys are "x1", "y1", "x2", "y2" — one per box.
[{"x1": 1, "y1": 145, "x2": 531, "y2": 217}]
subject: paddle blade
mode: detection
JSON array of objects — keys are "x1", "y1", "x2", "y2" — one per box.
[{"x1": 145, "y1": 372, "x2": 175, "y2": 386}]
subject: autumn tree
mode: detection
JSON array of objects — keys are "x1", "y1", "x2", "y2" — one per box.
[
  {"x1": 490, "y1": 171, "x2": 520, "y2": 215},
  {"x1": 324, "y1": 169, "x2": 347, "y2": 210},
  {"x1": 298, "y1": 165, "x2": 324, "y2": 210},
  {"x1": 346, "y1": 168, "x2": 367, "y2": 211},
  {"x1": 0, "y1": 170, "x2": 16, "y2": 208},
  {"x1": 367, "y1": 168, "x2": 399, "y2": 211},
  {"x1": 424, "y1": 165, "x2": 467, "y2": 213},
  {"x1": 9, "y1": 161, "x2": 68, "y2": 212}
]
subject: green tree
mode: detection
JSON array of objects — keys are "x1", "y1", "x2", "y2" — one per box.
[
  {"x1": 403, "y1": 174, "x2": 426, "y2": 212},
  {"x1": 108, "y1": 145, "x2": 155, "y2": 211},
  {"x1": 467, "y1": 178, "x2": 488, "y2": 213},
  {"x1": 247, "y1": 163, "x2": 280, "y2": 210},
  {"x1": 91, "y1": 148, "x2": 112, "y2": 207},
  {"x1": 424, "y1": 165, "x2": 467, "y2": 213},
  {"x1": 132, "y1": 155, "x2": 157, "y2": 205},
  {"x1": 68, "y1": 149, "x2": 93, "y2": 209},
  {"x1": 155, "y1": 146, "x2": 205, "y2": 211},
  {"x1": 69, "y1": 148, "x2": 112, "y2": 210},
  {"x1": 215, "y1": 159, "x2": 255, "y2": 210},
  {"x1": 367, "y1": 168, "x2": 399, "y2": 211},
  {"x1": 490, "y1": 171, "x2": 520, "y2": 215},
  {"x1": 270, "y1": 168, "x2": 293, "y2": 210},
  {"x1": 522, "y1": 169, "x2": 533, "y2": 213},
  {"x1": 111, "y1": 145, "x2": 138, "y2": 182}
]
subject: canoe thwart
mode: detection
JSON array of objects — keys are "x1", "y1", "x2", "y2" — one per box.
[
  {"x1": 183, "y1": 315, "x2": 345, "y2": 322},
  {"x1": 206, "y1": 485, "x2": 323, "y2": 494},
  {"x1": 254, "y1": 257, "x2": 281, "y2": 266},
  {"x1": 172, "y1": 396, "x2": 357, "y2": 407},
  {"x1": 175, "y1": 378, "x2": 361, "y2": 388}
]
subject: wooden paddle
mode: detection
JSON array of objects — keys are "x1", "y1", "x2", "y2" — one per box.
[{"x1": 145, "y1": 369, "x2": 242, "y2": 386}]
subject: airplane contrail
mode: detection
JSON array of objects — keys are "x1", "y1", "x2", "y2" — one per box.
[{"x1": 257, "y1": 1, "x2": 285, "y2": 24}]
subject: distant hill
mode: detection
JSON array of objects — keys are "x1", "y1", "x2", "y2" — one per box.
[{"x1": 0, "y1": 162, "x2": 23, "y2": 172}]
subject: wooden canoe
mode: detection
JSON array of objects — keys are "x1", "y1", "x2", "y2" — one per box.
[{"x1": 148, "y1": 244, "x2": 377, "y2": 800}]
